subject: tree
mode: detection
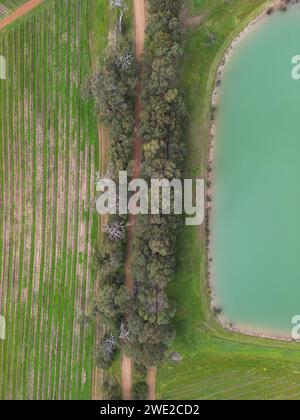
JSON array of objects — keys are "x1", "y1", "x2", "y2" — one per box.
[
  {"x1": 128, "y1": 0, "x2": 185, "y2": 368},
  {"x1": 125, "y1": 315, "x2": 176, "y2": 366},
  {"x1": 89, "y1": 46, "x2": 137, "y2": 174},
  {"x1": 119, "y1": 321, "x2": 130, "y2": 343},
  {"x1": 116, "y1": 52, "x2": 134, "y2": 71},
  {"x1": 149, "y1": 236, "x2": 173, "y2": 257},
  {"x1": 96, "y1": 333, "x2": 118, "y2": 369},
  {"x1": 103, "y1": 375, "x2": 122, "y2": 400},
  {"x1": 93, "y1": 284, "x2": 130, "y2": 327},
  {"x1": 92, "y1": 238, "x2": 125, "y2": 284},
  {"x1": 137, "y1": 286, "x2": 177, "y2": 325},
  {"x1": 104, "y1": 219, "x2": 134, "y2": 241},
  {"x1": 109, "y1": 0, "x2": 128, "y2": 32},
  {"x1": 132, "y1": 382, "x2": 148, "y2": 400},
  {"x1": 93, "y1": 0, "x2": 186, "y2": 371}
]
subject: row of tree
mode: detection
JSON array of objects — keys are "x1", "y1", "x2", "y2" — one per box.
[
  {"x1": 87, "y1": 2, "x2": 138, "y2": 372},
  {"x1": 124, "y1": 0, "x2": 186, "y2": 367},
  {"x1": 88, "y1": 0, "x2": 185, "y2": 382},
  {"x1": 89, "y1": 40, "x2": 138, "y2": 173}
]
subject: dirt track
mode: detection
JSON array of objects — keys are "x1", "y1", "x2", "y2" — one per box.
[
  {"x1": 147, "y1": 367, "x2": 157, "y2": 400},
  {"x1": 133, "y1": 0, "x2": 146, "y2": 63},
  {"x1": 121, "y1": 0, "x2": 147, "y2": 401},
  {"x1": 0, "y1": 0, "x2": 43, "y2": 30}
]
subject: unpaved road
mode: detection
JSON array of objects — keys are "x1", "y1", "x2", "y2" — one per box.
[
  {"x1": 133, "y1": 0, "x2": 146, "y2": 63},
  {"x1": 0, "y1": 0, "x2": 43, "y2": 30},
  {"x1": 147, "y1": 367, "x2": 157, "y2": 400},
  {"x1": 121, "y1": 355, "x2": 133, "y2": 400},
  {"x1": 121, "y1": 0, "x2": 146, "y2": 401}
]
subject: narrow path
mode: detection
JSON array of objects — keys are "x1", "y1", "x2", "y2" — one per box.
[
  {"x1": 121, "y1": 0, "x2": 146, "y2": 401},
  {"x1": 147, "y1": 367, "x2": 157, "y2": 400},
  {"x1": 0, "y1": 0, "x2": 43, "y2": 30},
  {"x1": 133, "y1": 0, "x2": 146, "y2": 65}
]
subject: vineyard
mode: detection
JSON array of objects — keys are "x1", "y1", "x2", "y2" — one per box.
[
  {"x1": 0, "y1": 2, "x2": 27, "y2": 20},
  {"x1": 0, "y1": 0, "x2": 104, "y2": 399}
]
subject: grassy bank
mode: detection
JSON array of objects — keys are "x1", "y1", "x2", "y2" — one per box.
[{"x1": 157, "y1": 0, "x2": 300, "y2": 400}]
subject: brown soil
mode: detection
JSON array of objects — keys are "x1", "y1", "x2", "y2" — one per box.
[{"x1": 147, "y1": 367, "x2": 157, "y2": 400}]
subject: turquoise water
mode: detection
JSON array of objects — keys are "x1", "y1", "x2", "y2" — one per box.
[{"x1": 212, "y1": 6, "x2": 300, "y2": 337}]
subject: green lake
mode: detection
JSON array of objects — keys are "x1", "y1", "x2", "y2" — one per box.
[{"x1": 212, "y1": 5, "x2": 300, "y2": 338}]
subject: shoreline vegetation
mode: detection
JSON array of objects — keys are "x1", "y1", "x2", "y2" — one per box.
[{"x1": 207, "y1": 0, "x2": 300, "y2": 343}]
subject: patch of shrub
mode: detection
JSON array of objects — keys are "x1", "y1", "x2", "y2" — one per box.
[{"x1": 132, "y1": 381, "x2": 148, "y2": 400}]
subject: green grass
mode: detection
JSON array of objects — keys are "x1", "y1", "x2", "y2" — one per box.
[
  {"x1": 0, "y1": 0, "x2": 107, "y2": 400},
  {"x1": 157, "y1": 0, "x2": 300, "y2": 400}
]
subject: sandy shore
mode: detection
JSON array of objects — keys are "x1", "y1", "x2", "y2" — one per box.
[
  {"x1": 206, "y1": 0, "x2": 299, "y2": 343},
  {"x1": 217, "y1": 314, "x2": 294, "y2": 343}
]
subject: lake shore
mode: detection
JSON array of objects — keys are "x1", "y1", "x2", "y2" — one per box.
[
  {"x1": 217, "y1": 315, "x2": 294, "y2": 343},
  {"x1": 206, "y1": 0, "x2": 299, "y2": 343}
]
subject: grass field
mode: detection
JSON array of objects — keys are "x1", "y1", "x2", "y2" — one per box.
[
  {"x1": 0, "y1": 0, "x2": 106, "y2": 400},
  {"x1": 157, "y1": 0, "x2": 300, "y2": 400}
]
